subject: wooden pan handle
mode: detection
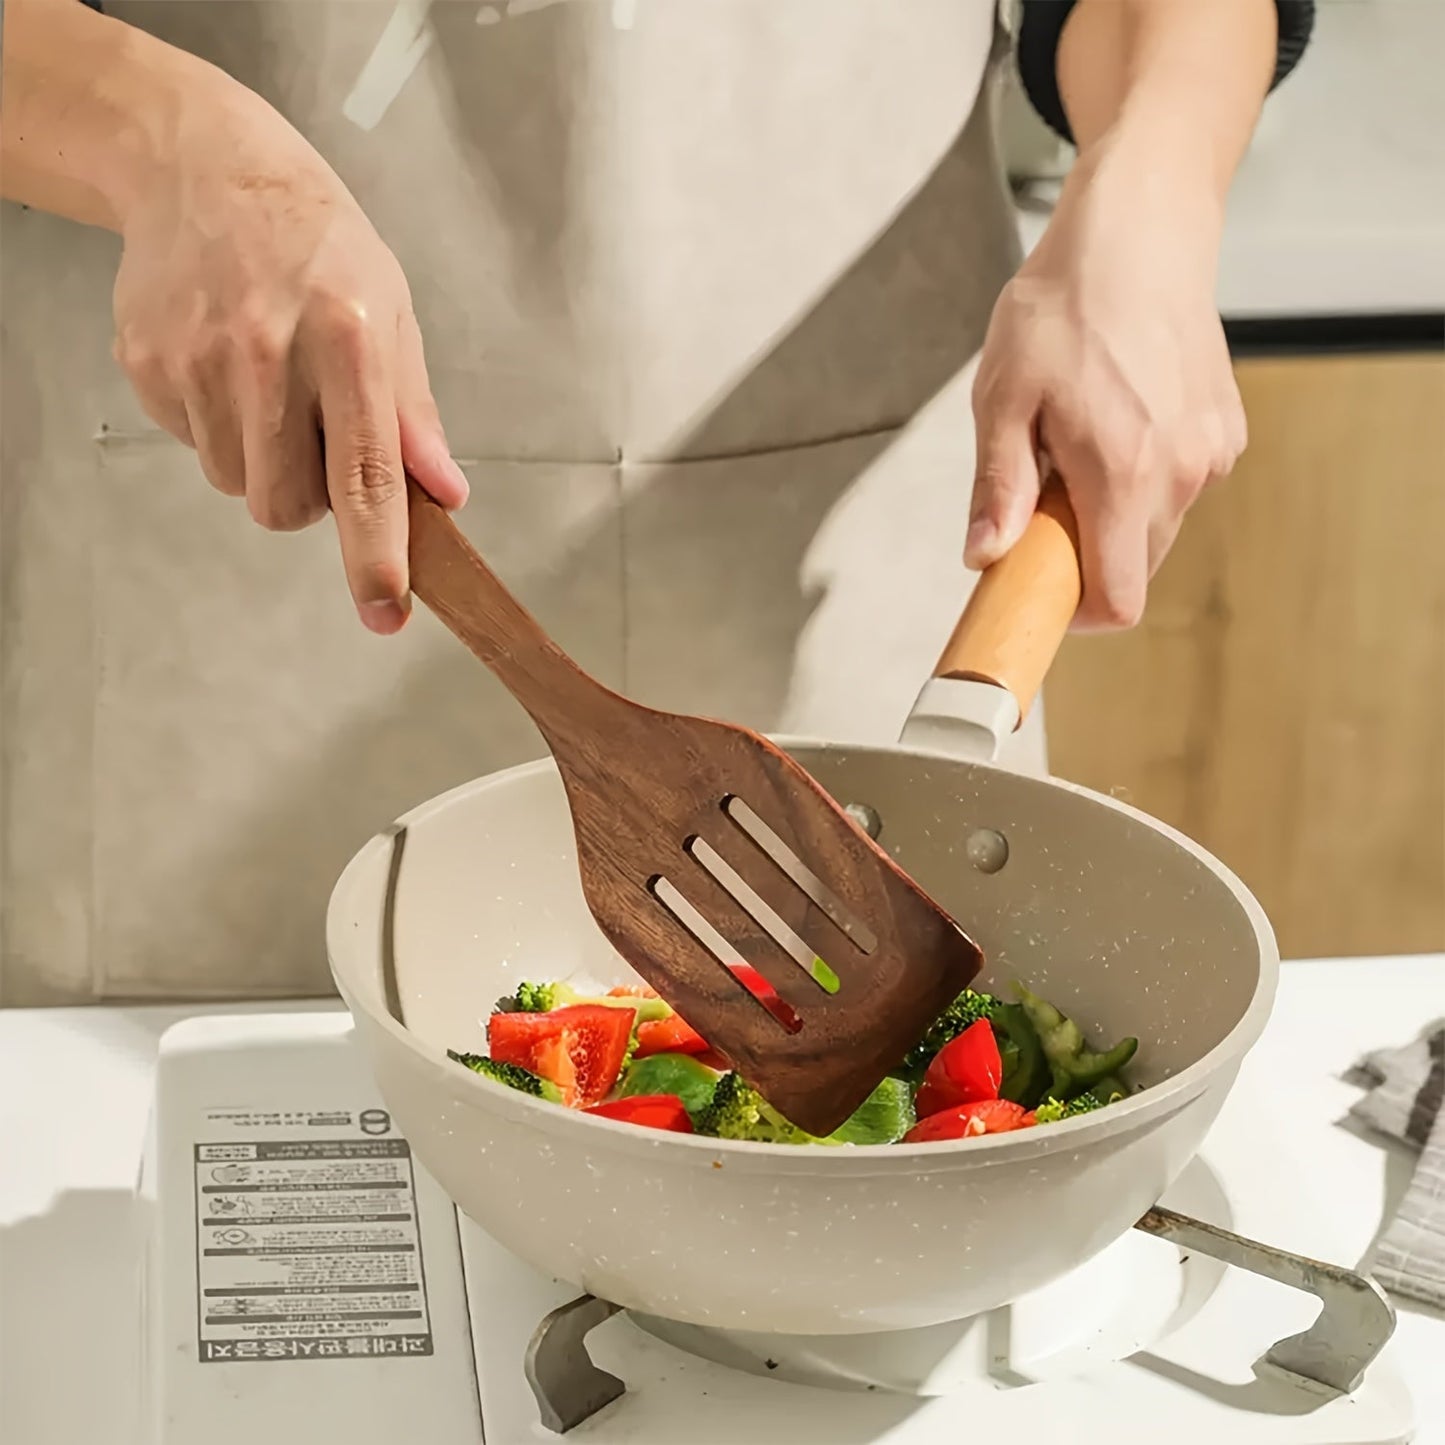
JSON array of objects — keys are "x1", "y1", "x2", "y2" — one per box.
[{"x1": 932, "y1": 483, "x2": 1082, "y2": 720}]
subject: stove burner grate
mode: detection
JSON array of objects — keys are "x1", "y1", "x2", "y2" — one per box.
[{"x1": 522, "y1": 1206, "x2": 1396, "y2": 1435}]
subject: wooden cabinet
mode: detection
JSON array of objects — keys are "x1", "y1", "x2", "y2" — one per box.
[{"x1": 1044, "y1": 350, "x2": 1445, "y2": 959}]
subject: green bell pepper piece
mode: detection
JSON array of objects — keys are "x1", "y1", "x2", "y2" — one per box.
[
  {"x1": 616, "y1": 1053, "x2": 722, "y2": 1113},
  {"x1": 991, "y1": 1003, "x2": 1050, "y2": 1109},
  {"x1": 1083, "y1": 1074, "x2": 1131, "y2": 1108},
  {"x1": 1059, "y1": 1037, "x2": 1138, "y2": 1095},
  {"x1": 827, "y1": 1076, "x2": 916, "y2": 1146},
  {"x1": 1015, "y1": 985, "x2": 1138, "y2": 1103}
]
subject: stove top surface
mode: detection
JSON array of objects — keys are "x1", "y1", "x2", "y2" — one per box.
[{"x1": 136, "y1": 1011, "x2": 1414, "y2": 1444}]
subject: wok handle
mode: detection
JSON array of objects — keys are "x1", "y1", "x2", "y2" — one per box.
[{"x1": 932, "y1": 482, "x2": 1082, "y2": 721}]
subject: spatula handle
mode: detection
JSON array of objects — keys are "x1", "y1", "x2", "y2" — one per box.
[
  {"x1": 932, "y1": 483, "x2": 1082, "y2": 720},
  {"x1": 407, "y1": 480, "x2": 607, "y2": 730}
]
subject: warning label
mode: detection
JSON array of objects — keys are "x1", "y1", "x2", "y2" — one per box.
[{"x1": 193, "y1": 1139, "x2": 434, "y2": 1363}]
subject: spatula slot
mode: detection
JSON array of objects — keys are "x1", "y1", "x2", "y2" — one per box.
[
  {"x1": 720, "y1": 796, "x2": 878, "y2": 956},
  {"x1": 683, "y1": 837, "x2": 842, "y2": 995},
  {"x1": 646, "y1": 875, "x2": 804, "y2": 1034}
]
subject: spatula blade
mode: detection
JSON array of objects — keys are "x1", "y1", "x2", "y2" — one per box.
[{"x1": 564, "y1": 720, "x2": 983, "y2": 1137}]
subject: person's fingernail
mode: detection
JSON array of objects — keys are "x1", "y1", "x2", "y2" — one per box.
[
  {"x1": 360, "y1": 599, "x2": 409, "y2": 635},
  {"x1": 964, "y1": 517, "x2": 998, "y2": 567}
]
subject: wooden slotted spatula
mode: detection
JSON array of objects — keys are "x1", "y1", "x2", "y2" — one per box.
[{"x1": 406, "y1": 482, "x2": 983, "y2": 1137}]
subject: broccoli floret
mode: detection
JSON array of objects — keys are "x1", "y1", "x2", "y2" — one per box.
[
  {"x1": 692, "y1": 1073, "x2": 914, "y2": 1147},
  {"x1": 447, "y1": 1050, "x2": 563, "y2": 1103},
  {"x1": 691, "y1": 1072, "x2": 829, "y2": 1145},
  {"x1": 509, "y1": 981, "x2": 561, "y2": 1013},
  {"x1": 1034, "y1": 1095, "x2": 1096, "y2": 1123},
  {"x1": 618, "y1": 1028, "x2": 641, "y2": 1073},
  {"x1": 492, "y1": 981, "x2": 561, "y2": 1013},
  {"x1": 900, "y1": 987, "x2": 998, "y2": 1076},
  {"x1": 1033, "y1": 1077, "x2": 1130, "y2": 1123},
  {"x1": 495, "y1": 979, "x2": 672, "y2": 1022}
]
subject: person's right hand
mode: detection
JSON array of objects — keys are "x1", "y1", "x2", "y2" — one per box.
[{"x1": 111, "y1": 79, "x2": 467, "y2": 634}]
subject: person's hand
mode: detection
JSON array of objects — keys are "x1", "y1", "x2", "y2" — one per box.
[
  {"x1": 110, "y1": 79, "x2": 467, "y2": 634},
  {"x1": 967, "y1": 144, "x2": 1246, "y2": 629}
]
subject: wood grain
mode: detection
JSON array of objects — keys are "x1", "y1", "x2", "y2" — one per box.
[
  {"x1": 407, "y1": 484, "x2": 982, "y2": 1135},
  {"x1": 935, "y1": 482, "x2": 1081, "y2": 719},
  {"x1": 1043, "y1": 353, "x2": 1445, "y2": 958}
]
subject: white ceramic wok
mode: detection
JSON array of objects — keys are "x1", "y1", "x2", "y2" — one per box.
[{"x1": 327, "y1": 732, "x2": 1277, "y2": 1335}]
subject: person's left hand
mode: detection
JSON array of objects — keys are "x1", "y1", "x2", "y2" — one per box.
[{"x1": 966, "y1": 145, "x2": 1247, "y2": 629}]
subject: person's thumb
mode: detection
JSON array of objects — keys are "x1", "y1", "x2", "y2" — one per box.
[
  {"x1": 397, "y1": 310, "x2": 470, "y2": 511},
  {"x1": 966, "y1": 404, "x2": 1042, "y2": 571},
  {"x1": 399, "y1": 408, "x2": 470, "y2": 511}
]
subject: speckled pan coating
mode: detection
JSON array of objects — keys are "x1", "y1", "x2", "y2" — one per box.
[{"x1": 328, "y1": 739, "x2": 1276, "y2": 1336}]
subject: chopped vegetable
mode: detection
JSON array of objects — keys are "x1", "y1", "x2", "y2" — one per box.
[
  {"x1": 692, "y1": 1072, "x2": 826, "y2": 1145},
  {"x1": 626, "y1": 964, "x2": 798, "y2": 1057},
  {"x1": 692, "y1": 1072, "x2": 917, "y2": 1146},
  {"x1": 991, "y1": 1002, "x2": 1050, "y2": 1108},
  {"x1": 1088, "y1": 1076, "x2": 1130, "y2": 1106},
  {"x1": 616, "y1": 1052, "x2": 722, "y2": 1113},
  {"x1": 915, "y1": 1018, "x2": 1002, "y2": 1117},
  {"x1": 447, "y1": 1051, "x2": 564, "y2": 1103},
  {"x1": 508, "y1": 980, "x2": 560, "y2": 1013},
  {"x1": 1015, "y1": 985, "x2": 1138, "y2": 1102},
  {"x1": 729, "y1": 963, "x2": 802, "y2": 1031},
  {"x1": 827, "y1": 1076, "x2": 916, "y2": 1145},
  {"x1": 586, "y1": 1094, "x2": 694, "y2": 1133},
  {"x1": 899, "y1": 987, "x2": 997, "y2": 1077},
  {"x1": 499, "y1": 979, "x2": 671, "y2": 1023},
  {"x1": 1031, "y1": 1077, "x2": 1130, "y2": 1122},
  {"x1": 634, "y1": 1014, "x2": 709, "y2": 1058},
  {"x1": 458, "y1": 969, "x2": 1139, "y2": 1146},
  {"x1": 902, "y1": 1098, "x2": 1035, "y2": 1144},
  {"x1": 488, "y1": 1004, "x2": 635, "y2": 1107}
]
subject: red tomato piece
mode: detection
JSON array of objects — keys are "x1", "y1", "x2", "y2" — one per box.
[
  {"x1": 902, "y1": 1098, "x2": 1034, "y2": 1144},
  {"x1": 634, "y1": 1014, "x2": 709, "y2": 1058},
  {"x1": 629, "y1": 964, "x2": 797, "y2": 1057},
  {"x1": 488, "y1": 1005, "x2": 636, "y2": 1108},
  {"x1": 530, "y1": 1034, "x2": 579, "y2": 1103},
  {"x1": 914, "y1": 1018, "x2": 1003, "y2": 1117},
  {"x1": 730, "y1": 963, "x2": 802, "y2": 1032},
  {"x1": 585, "y1": 1094, "x2": 694, "y2": 1133}
]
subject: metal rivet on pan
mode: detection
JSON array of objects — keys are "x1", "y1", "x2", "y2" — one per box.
[
  {"x1": 965, "y1": 828, "x2": 1009, "y2": 874},
  {"x1": 844, "y1": 803, "x2": 883, "y2": 842}
]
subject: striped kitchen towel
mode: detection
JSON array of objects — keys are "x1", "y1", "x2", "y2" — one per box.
[{"x1": 1350, "y1": 1024, "x2": 1445, "y2": 1309}]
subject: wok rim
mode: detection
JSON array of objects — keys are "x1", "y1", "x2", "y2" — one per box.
[{"x1": 328, "y1": 736, "x2": 1279, "y2": 1171}]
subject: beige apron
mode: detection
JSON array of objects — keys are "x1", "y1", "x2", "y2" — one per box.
[{"x1": 0, "y1": 0, "x2": 1045, "y2": 1004}]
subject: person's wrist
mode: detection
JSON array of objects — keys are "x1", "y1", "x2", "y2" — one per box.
[
  {"x1": 80, "y1": 29, "x2": 188, "y2": 229},
  {"x1": 1079, "y1": 93, "x2": 1236, "y2": 226},
  {"x1": 98, "y1": 32, "x2": 256, "y2": 232},
  {"x1": 1054, "y1": 113, "x2": 1228, "y2": 282}
]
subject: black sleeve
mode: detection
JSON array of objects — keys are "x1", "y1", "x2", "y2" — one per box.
[{"x1": 1015, "y1": 0, "x2": 1316, "y2": 145}]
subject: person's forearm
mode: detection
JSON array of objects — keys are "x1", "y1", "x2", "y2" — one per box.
[
  {"x1": 1056, "y1": 0, "x2": 1277, "y2": 234},
  {"x1": 1, "y1": 0, "x2": 216, "y2": 230}
]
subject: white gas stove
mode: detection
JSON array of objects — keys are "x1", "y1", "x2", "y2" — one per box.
[
  {"x1": 139, "y1": 1009, "x2": 1414, "y2": 1445},
  {"x1": 4, "y1": 958, "x2": 1444, "y2": 1445}
]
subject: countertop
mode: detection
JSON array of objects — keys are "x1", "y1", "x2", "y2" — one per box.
[
  {"x1": 3, "y1": 955, "x2": 1444, "y2": 1443},
  {"x1": 1013, "y1": 0, "x2": 1445, "y2": 320}
]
